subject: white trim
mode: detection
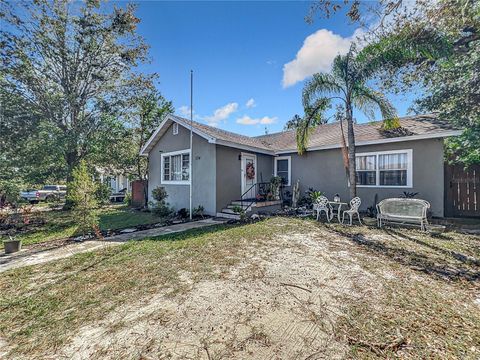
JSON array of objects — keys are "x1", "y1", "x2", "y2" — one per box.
[
  {"x1": 241, "y1": 152, "x2": 257, "y2": 198},
  {"x1": 274, "y1": 156, "x2": 291, "y2": 186},
  {"x1": 160, "y1": 149, "x2": 191, "y2": 185},
  {"x1": 172, "y1": 122, "x2": 179, "y2": 135},
  {"x1": 274, "y1": 130, "x2": 462, "y2": 155},
  {"x1": 355, "y1": 149, "x2": 413, "y2": 188}
]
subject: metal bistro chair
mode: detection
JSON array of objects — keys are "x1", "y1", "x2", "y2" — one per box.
[
  {"x1": 342, "y1": 197, "x2": 363, "y2": 225},
  {"x1": 314, "y1": 196, "x2": 332, "y2": 222}
]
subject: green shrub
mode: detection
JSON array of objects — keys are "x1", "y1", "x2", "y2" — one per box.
[
  {"x1": 0, "y1": 181, "x2": 21, "y2": 207},
  {"x1": 67, "y1": 161, "x2": 99, "y2": 238},
  {"x1": 152, "y1": 203, "x2": 173, "y2": 217},
  {"x1": 95, "y1": 182, "x2": 112, "y2": 205},
  {"x1": 309, "y1": 190, "x2": 325, "y2": 203},
  {"x1": 177, "y1": 208, "x2": 189, "y2": 219},
  {"x1": 123, "y1": 192, "x2": 132, "y2": 206},
  {"x1": 152, "y1": 186, "x2": 168, "y2": 202},
  {"x1": 193, "y1": 205, "x2": 205, "y2": 218}
]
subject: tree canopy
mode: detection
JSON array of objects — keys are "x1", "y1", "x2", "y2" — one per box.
[
  {"x1": 0, "y1": 0, "x2": 160, "y2": 185},
  {"x1": 308, "y1": 0, "x2": 479, "y2": 165}
]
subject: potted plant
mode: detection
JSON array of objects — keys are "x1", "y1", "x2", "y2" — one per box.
[{"x1": 4, "y1": 235, "x2": 22, "y2": 254}]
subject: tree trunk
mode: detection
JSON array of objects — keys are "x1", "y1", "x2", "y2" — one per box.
[
  {"x1": 64, "y1": 150, "x2": 79, "y2": 210},
  {"x1": 346, "y1": 103, "x2": 357, "y2": 199}
]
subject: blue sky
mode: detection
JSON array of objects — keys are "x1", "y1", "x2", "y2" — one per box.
[{"x1": 135, "y1": 1, "x2": 415, "y2": 136}]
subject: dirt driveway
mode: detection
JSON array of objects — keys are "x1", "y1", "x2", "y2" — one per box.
[{"x1": 1, "y1": 218, "x2": 479, "y2": 359}]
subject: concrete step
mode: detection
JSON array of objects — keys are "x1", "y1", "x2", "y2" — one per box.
[
  {"x1": 231, "y1": 201, "x2": 257, "y2": 207},
  {"x1": 227, "y1": 204, "x2": 250, "y2": 210},
  {"x1": 216, "y1": 212, "x2": 240, "y2": 220},
  {"x1": 220, "y1": 208, "x2": 242, "y2": 215}
]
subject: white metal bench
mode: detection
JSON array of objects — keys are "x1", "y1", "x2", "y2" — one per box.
[{"x1": 376, "y1": 198, "x2": 430, "y2": 231}]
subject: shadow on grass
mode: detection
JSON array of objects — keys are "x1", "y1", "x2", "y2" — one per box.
[
  {"x1": 385, "y1": 228, "x2": 480, "y2": 266},
  {"x1": 328, "y1": 226, "x2": 480, "y2": 282}
]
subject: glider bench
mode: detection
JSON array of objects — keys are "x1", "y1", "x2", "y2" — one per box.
[{"x1": 376, "y1": 198, "x2": 430, "y2": 231}]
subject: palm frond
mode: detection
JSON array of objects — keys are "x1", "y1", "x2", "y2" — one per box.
[
  {"x1": 302, "y1": 72, "x2": 343, "y2": 110},
  {"x1": 353, "y1": 84, "x2": 399, "y2": 128},
  {"x1": 356, "y1": 27, "x2": 452, "y2": 81},
  {"x1": 297, "y1": 97, "x2": 330, "y2": 154}
]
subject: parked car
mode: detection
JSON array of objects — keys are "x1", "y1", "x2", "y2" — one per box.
[{"x1": 20, "y1": 185, "x2": 67, "y2": 204}]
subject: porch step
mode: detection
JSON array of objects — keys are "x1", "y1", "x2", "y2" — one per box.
[
  {"x1": 226, "y1": 204, "x2": 251, "y2": 210},
  {"x1": 230, "y1": 201, "x2": 257, "y2": 207},
  {"x1": 215, "y1": 212, "x2": 240, "y2": 220}
]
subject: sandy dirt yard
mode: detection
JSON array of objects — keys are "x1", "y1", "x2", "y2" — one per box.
[
  {"x1": 1, "y1": 217, "x2": 479, "y2": 359},
  {"x1": 61, "y1": 226, "x2": 358, "y2": 359}
]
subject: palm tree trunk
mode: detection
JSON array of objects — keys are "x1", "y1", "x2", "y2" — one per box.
[
  {"x1": 339, "y1": 118, "x2": 349, "y2": 181},
  {"x1": 346, "y1": 103, "x2": 357, "y2": 199}
]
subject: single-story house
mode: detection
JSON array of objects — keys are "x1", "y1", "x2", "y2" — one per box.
[{"x1": 140, "y1": 114, "x2": 461, "y2": 218}]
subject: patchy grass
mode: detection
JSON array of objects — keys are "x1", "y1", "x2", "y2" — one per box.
[
  {"x1": 0, "y1": 220, "x2": 295, "y2": 357},
  {"x1": 320, "y1": 222, "x2": 480, "y2": 358},
  {"x1": 0, "y1": 217, "x2": 479, "y2": 359},
  {"x1": 0, "y1": 205, "x2": 162, "y2": 249}
]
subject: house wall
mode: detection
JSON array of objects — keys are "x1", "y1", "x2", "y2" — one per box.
[
  {"x1": 148, "y1": 123, "x2": 216, "y2": 215},
  {"x1": 282, "y1": 138, "x2": 445, "y2": 216},
  {"x1": 215, "y1": 145, "x2": 274, "y2": 211}
]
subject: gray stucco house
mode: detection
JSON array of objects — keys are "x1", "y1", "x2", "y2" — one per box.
[{"x1": 140, "y1": 114, "x2": 460, "y2": 218}]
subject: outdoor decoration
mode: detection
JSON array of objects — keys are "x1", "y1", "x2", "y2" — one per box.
[
  {"x1": 292, "y1": 180, "x2": 300, "y2": 208},
  {"x1": 270, "y1": 176, "x2": 283, "y2": 200},
  {"x1": 246, "y1": 162, "x2": 255, "y2": 180},
  {"x1": 334, "y1": 193, "x2": 341, "y2": 202}
]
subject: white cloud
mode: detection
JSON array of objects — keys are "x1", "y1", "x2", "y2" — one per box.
[
  {"x1": 245, "y1": 98, "x2": 256, "y2": 109},
  {"x1": 201, "y1": 102, "x2": 238, "y2": 127},
  {"x1": 236, "y1": 115, "x2": 278, "y2": 126},
  {"x1": 178, "y1": 105, "x2": 193, "y2": 118},
  {"x1": 282, "y1": 28, "x2": 365, "y2": 88}
]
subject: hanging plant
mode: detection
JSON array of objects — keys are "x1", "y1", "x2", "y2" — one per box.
[{"x1": 246, "y1": 162, "x2": 255, "y2": 180}]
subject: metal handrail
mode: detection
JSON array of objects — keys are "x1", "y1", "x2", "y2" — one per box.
[{"x1": 239, "y1": 182, "x2": 283, "y2": 212}]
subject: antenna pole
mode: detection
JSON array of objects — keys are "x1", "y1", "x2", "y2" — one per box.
[{"x1": 189, "y1": 70, "x2": 193, "y2": 220}]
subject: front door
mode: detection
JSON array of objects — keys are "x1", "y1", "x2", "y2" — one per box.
[{"x1": 241, "y1": 153, "x2": 257, "y2": 199}]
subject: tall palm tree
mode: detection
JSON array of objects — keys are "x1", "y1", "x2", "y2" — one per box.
[{"x1": 298, "y1": 48, "x2": 399, "y2": 198}]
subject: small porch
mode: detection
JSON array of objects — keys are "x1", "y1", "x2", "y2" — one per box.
[{"x1": 216, "y1": 181, "x2": 283, "y2": 219}]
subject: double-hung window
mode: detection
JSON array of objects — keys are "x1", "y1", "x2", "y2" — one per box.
[
  {"x1": 162, "y1": 150, "x2": 190, "y2": 184},
  {"x1": 356, "y1": 149, "x2": 412, "y2": 187},
  {"x1": 274, "y1": 156, "x2": 291, "y2": 186}
]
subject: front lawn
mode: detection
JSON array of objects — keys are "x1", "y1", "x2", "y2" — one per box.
[
  {"x1": 0, "y1": 218, "x2": 479, "y2": 359},
  {"x1": 0, "y1": 205, "x2": 162, "y2": 249}
]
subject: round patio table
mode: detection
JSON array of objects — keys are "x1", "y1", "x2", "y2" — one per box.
[{"x1": 328, "y1": 201, "x2": 348, "y2": 223}]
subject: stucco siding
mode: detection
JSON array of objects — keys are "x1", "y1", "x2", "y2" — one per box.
[
  {"x1": 215, "y1": 145, "x2": 274, "y2": 211},
  {"x1": 283, "y1": 138, "x2": 445, "y2": 216},
  {"x1": 148, "y1": 123, "x2": 216, "y2": 215}
]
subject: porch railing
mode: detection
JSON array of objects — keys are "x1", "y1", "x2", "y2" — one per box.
[{"x1": 239, "y1": 182, "x2": 283, "y2": 211}]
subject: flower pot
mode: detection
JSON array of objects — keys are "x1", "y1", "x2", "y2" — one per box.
[{"x1": 4, "y1": 239, "x2": 22, "y2": 254}]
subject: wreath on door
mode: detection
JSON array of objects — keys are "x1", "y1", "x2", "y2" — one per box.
[{"x1": 246, "y1": 162, "x2": 255, "y2": 180}]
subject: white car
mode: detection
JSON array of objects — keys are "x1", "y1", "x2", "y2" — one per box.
[{"x1": 20, "y1": 185, "x2": 67, "y2": 204}]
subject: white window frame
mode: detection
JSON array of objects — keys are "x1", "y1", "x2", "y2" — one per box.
[
  {"x1": 355, "y1": 149, "x2": 413, "y2": 188},
  {"x1": 172, "y1": 123, "x2": 179, "y2": 135},
  {"x1": 274, "y1": 156, "x2": 291, "y2": 186},
  {"x1": 161, "y1": 149, "x2": 191, "y2": 185}
]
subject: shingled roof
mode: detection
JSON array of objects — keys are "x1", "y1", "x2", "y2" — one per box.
[{"x1": 141, "y1": 114, "x2": 460, "y2": 155}]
